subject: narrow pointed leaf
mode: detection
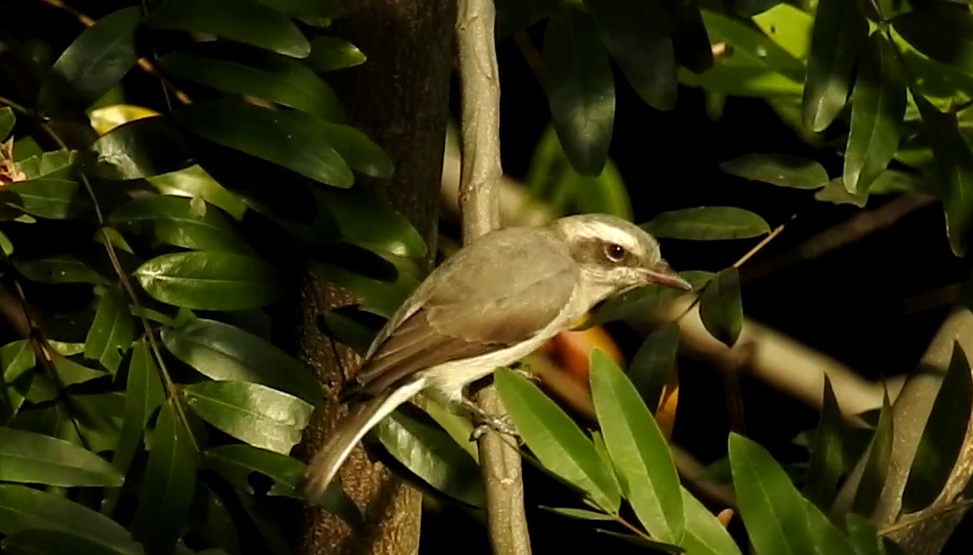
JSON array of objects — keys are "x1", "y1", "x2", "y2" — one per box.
[
  {"x1": 751, "y1": 3, "x2": 813, "y2": 60},
  {"x1": 84, "y1": 287, "x2": 135, "y2": 375},
  {"x1": 802, "y1": 376, "x2": 846, "y2": 509},
  {"x1": 0, "y1": 178, "x2": 89, "y2": 220},
  {"x1": 188, "y1": 486, "x2": 241, "y2": 555},
  {"x1": 148, "y1": 0, "x2": 310, "y2": 58},
  {"x1": 680, "y1": 487, "x2": 743, "y2": 555},
  {"x1": 130, "y1": 401, "x2": 197, "y2": 553},
  {"x1": 588, "y1": 270, "x2": 711, "y2": 327},
  {"x1": 543, "y1": 6, "x2": 614, "y2": 176},
  {"x1": 181, "y1": 381, "x2": 313, "y2": 454},
  {"x1": 110, "y1": 195, "x2": 252, "y2": 254},
  {"x1": 802, "y1": 0, "x2": 868, "y2": 131},
  {"x1": 852, "y1": 392, "x2": 894, "y2": 517},
  {"x1": 112, "y1": 341, "x2": 165, "y2": 475},
  {"x1": 0, "y1": 484, "x2": 143, "y2": 555},
  {"x1": 146, "y1": 165, "x2": 247, "y2": 221},
  {"x1": 629, "y1": 322, "x2": 680, "y2": 413},
  {"x1": 589, "y1": 350, "x2": 683, "y2": 542},
  {"x1": 135, "y1": 251, "x2": 282, "y2": 310},
  {"x1": 317, "y1": 187, "x2": 426, "y2": 259},
  {"x1": 892, "y1": 5, "x2": 973, "y2": 74},
  {"x1": 0, "y1": 427, "x2": 123, "y2": 486},
  {"x1": 0, "y1": 107, "x2": 14, "y2": 140},
  {"x1": 91, "y1": 116, "x2": 195, "y2": 180},
  {"x1": 844, "y1": 33, "x2": 907, "y2": 194},
  {"x1": 540, "y1": 506, "x2": 615, "y2": 521},
  {"x1": 2, "y1": 529, "x2": 140, "y2": 555},
  {"x1": 174, "y1": 99, "x2": 354, "y2": 187},
  {"x1": 158, "y1": 48, "x2": 346, "y2": 123},
  {"x1": 13, "y1": 255, "x2": 108, "y2": 284},
  {"x1": 37, "y1": 7, "x2": 141, "y2": 115},
  {"x1": 161, "y1": 318, "x2": 324, "y2": 405},
  {"x1": 495, "y1": 368, "x2": 620, "y2": 512},
  {"x1": 721, "y1": 153, "x2": 829, "y2": 189},
  {"x1": 583, "y1": 0, "x2": 677, "y2": 111},
  {"x1": 845, "y1": 514, "x2": 884, "y2": 555},
  {"x1": 643, "y1": 207, "x2": 770, "y2": 240},
  {"x1": 902, "y1": 342, "x2": 973, "y2": 512},
  {"x1": 729, "y1": 433, "x2": 856, "y2": 555},
  {"x1": 699, "y1": 268, "x2": 743, "y2": 347},
  {"x1": 305, "y1": 36, "x2": 366, "y2": 71}
]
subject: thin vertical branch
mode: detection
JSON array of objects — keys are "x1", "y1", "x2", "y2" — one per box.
[{"x1": 455, "y1": 1, "x2": 532, "y2": 555}]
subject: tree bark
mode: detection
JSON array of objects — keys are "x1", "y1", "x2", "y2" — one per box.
[{"x1": 294, "y1": 2, "x2": 454, "y2": 555}]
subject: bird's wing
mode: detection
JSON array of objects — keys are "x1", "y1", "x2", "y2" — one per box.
[{"x1": 349, "y1": 227, "x2": 579, "y2": 397}]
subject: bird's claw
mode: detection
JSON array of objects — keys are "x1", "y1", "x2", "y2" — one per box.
[{"x1": 468, "y1": 415, "x2": 517, "y2": 441}]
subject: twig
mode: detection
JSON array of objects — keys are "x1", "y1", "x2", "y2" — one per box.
[{"x1": 456, "y1": 1, "x2": 531, "y2": 555}]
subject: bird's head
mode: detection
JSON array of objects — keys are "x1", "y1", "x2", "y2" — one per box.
[{"x1": 551, "y1": 213, "x2": 692, "y2": 297}]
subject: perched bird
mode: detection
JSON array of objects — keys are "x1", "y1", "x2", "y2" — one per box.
[{"x1": 301, "y1": 213, "x2": 691, "y2": 503}]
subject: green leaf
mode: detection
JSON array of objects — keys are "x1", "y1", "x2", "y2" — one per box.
[
  {"x1": 845, "y1": 514, "x2": 884, "y2": 555},
  {"x1": 913, "y1": 94, "x2": 973, "y2": 256},
  {"x1": 802, "y1": 0, "x2": 868, "y2": 132},
  {"x1": 317, "y1": 186, "x2": 426, "y2": 258},
  {"x1": 0, "y1": 178, "x2": 89, "y2": 219},
  {"x1": 583, "y1": 0, "x2": 677, "y2": 111},
  {"x1": 146, "y1": 165, "x2": 248, "y2": 221},
  {"x1": 91, "y1": 116, "x2": 195, "y2": 180},
  {"x1": 729, "y1": 433, "x2": 856, "y2": 555},
  {"x1": 699, "y1": 268, "x2": 743, "y2": 347},
  {"x1": 14, "y1": 255, "x2": 108, "y2": 285},
  {"x1": 0, "y1": 427, "x2": 123, "y2": 487},
  {"x1": 495, "y1": 368, "x2": 620, "y2": 512},
  {"x1": 0, "y1": 229, "x2": 13, "y2": 257},
  {"x1": 595, "y1": 529, "x2": 685, "y2": 552},
  {"x1": 148, "y1": 0, "x2": 310, "y2": 58},
  {"x1": 816, "y1": 177, "x2": 868, "y2": 207},
  {"x1": 902, "y1": 342, "x2": 973, "y2": 512},
  {"x1": 318, "y1": 308, "x2": 381, "y2": 356},
  {"x1": 643, "y1": 207, "x2": 770, "y2": 240},
  {"x1": 680, "y1": 487, "x2": 743, "y2": 555},
  {"x1": 112, "y1": 340, "x2": 165, "y2": 477},
  {"x1": 1, "y1": 340, "x2": 35, "y2": 422},
  {"x1": 2, "y1": 529, "x2": 140, "y2": 555},
  {"x1": 109, "y1": 195, "x2": 253, "y2": 254},
  {"x1": 589, "y1": 350, "x2": 683, "y2": 542},
  {"x1": 130, "y1": 400, "x2": 197, "y2": 554},
  {"x1": 662, "y1": 0, "x2": 713, "y2": 74},
  {"x1": 305, "y1": 36, "x2": 366, "y2": 71},
  {"x1": 588, "y1": 270, "x2": 711, "y2": 327},
  {"x1": 309, "y1": 260, "x2": 418, "y2": 318},
  {"x1": 158, "y1": 48, "x2": 346, "y2": 123},
  {"x1": 751, "y1": 3, "x2": 813, "y2": 60},
  {"x1": 844, "y1": 33, "x2": 907, "y2": 194},
  {"x1": 852, "y1": 391, "x2": 894, "y2": 517},
  {"x1": 540, "y1": 506, "x2": 615, "y2": 521},
  {"x1": 84, "y1": 287, "x2": 135, "y2": 375},
  {"x1": 0, "y1": 107, "x2": 14, "y2": 140},
  {"x1": 543, "y1": 6, "x2": 614, "y2": 177},
  {"x1": 161, "y1": 318, "x2": 324, "y2": 405},
  {"x1": 628, "y1": 322, "x2": 680, "y2": 413},
  {"x1": 802, "y1": 376, "x2": 846, "y2": 510},
  {"x1": 37, "y1": 7, "x2": 141, "y2": 115},
  {"x1": 135, "y1": 251, "x2": 283, "y2": 311},
  {"x1": 0, "y1": 484, "x2": 143, "y2": 555},
  {"x1": 720, "y1": 153, "x2": 829, "y2": 189},
  {"x1": 188, "y1": 486, "x2": 241, "y2": 555},
  {"x1": 16, "y1": 150, "x2": 78, "y2": 181},
  {"x1": 174, "y1": 99, "x2": 354, "y2": 187},
  {"x1": 181, "y1": 381, "x2": 313, "y2": 454},
  {"x1": 52, "y1": 353, "x2": 107, "y2": 387},
  {"x1": 892, "y1": 5, "x2": 973, "y2": 75},
  {"x1": 374, "y1": 406, "x2": 485, "y2": 508}
]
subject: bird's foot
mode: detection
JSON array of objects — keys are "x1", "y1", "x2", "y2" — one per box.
[
  {"x1": 459, "y1": 397, "x2": 518, "y2": 439},
  {"x1": 508, "y1": 361, "x2": 537, "y2": 382}
]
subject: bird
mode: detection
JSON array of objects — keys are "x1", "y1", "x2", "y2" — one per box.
[{"x1": 301, "y1": 213, "x2": 692, "y2": 503}]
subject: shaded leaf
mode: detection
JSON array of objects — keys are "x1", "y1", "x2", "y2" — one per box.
[
  {"x1": 188, "y1": 486, "x2": 241, "y2": 555},
  {"x1": 595, "y1": 529, "x2": 685, "y2": 553},
  {"x1": 902, "y1": 342, "x2": 973, "y2": 512},
  {"x1": 148, "y1": 0, "x2": 310, "y2": 58},
  {"x1": 91, "y1": 116, "x2": 195, "y2": 180},
  {"x1": 37, "y1": 7, "x2": 141, "y2": 115},
  {"x1": 181, "y1": 381, "x2": 313, "y2": 454},
  {"x1": 588, "y1": 270, "x2": 712, "y2": 327},
  {"x1": 629, "y1": 322, "x2": 680, "y2": 413},
  {"x1": 816, "y1": 178, "x2": 868, "y2": 207},
  {"x1": 112, "y1": 340, "x2": 165, "y2": 477},
  {"x1": 495, "y1": 368, "x2": 620, "y2": 512},
  {"x1": 540, "y1": 506, "x2": 615, "y2": 521},
  {"x1": 318, "y1": 307, "x2": 381, "y2": 356},
  {"x1": 732, "y1": 0, "x2": 783, "y2": 17},
  {"x1": 802, "y1": 0, "x2": 868, "y2": 132},
  {"x1": 0, "y1": 427, "x2": 123, "y2": 487},
  {"x1": 802, "y1": 376, "x2": 847, "y2": 510},
  {"x1": 893, "y1": 5, "x2": 973, "y2": 74},
  {"x1": 158, "y1": 48, "x2": 346, "y2": 123},
  {"x1": 680, "y1": 486, "x2": 743, "y2": 555},
  {"x1": 0, "y1": 107, "x2": 14, "y2": 140},
  {"x1": 852, "y1": 391, "x2": 894, "y2": 517},
  {"x1": 662, "y1": 0, "x2": 713, "y2": 73},
  {"x1": 720, "y1": 153, "x2": 829, "y2": 189},
  {"x1": 543, "y1": 6, "x2": 614, "y2": 176},
  {"x1": 589, "y1": 350, "x2": 683, "y2": 542},
  {"x1": 14, "y1": 255, "x2": 108, "y2": 285},
  {"x1": 162, "y1": 318, "x2": 324, "y2": 405},
  {"x1": 699, "y1": 268, "x2": 743, "y2": 347},
  {"x1": 146, "y1": 165, "x2": 247, "y2": 221},
  {"x1": 643, "y1": 207, "x2": 770, "y2": 240},
  {"x1": 0, "y1": 484, "x2": 143, "y2": 555},
  {"x1": 109, "y1": 195, "x2": 252, "y2": 254},
  {"x1": 174, "y1": 99, "x2": 354, "y2": 187},
  {"x1": 305, "y1": 36, "x2": 366, "y2": 71},
  {"x1": 309, "y1": 260, "x2": 418, "y2": 318},
  {"x1": 135, "y1": 251, "x2": 282, "y2": 311},
  {"x1": 84, "y1": 287, "x2": 135, "y2": 375},
  {"x1": 1, "y1": 178, "x2": 89, "y2": 220},
  {"x1": 16, "y1": 150, "x2": 78, "y2": 181},
  {"x1": 846, "y1": 514, "x2": 884, "y2": 555},
  {"x1": 844, "y1": 33, "x2": 907, "y2": 193},
  {"x1": 130, "y1": 401, "x2": 197, "y2": 553},
  {"x1": 317, "y1": 186, "x2": 425, "y2": 258},
  {"x1": 729, "y1": 433, "x2": 856, "y2": 555},
  {"x1": 583, "y1": 0, "x2": 677, "y2": 111},
  {"x1": 2, "y1": 529, "x2": 141, "y2": 555}
]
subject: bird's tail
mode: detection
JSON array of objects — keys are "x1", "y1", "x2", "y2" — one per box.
[{"x1": 300, "y1": 378, "x2": 424, "y2": 504}]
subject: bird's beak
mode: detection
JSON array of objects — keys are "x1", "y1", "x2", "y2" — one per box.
[{"x1": 642, "y1": 260, "x2": 693, "y2": 291}]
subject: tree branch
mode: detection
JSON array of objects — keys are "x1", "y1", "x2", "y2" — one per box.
[{"x1": 455, "y1": 2, "x2": 532, "y2": 555}]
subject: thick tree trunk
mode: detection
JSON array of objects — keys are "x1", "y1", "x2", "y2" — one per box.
[{"x1": 293, "y1": 2, "x2": 454, "y2": 555}]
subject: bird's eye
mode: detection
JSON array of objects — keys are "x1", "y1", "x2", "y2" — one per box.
[{"x1": 604, "y1": 243, "x2": 626, "y2": 262}]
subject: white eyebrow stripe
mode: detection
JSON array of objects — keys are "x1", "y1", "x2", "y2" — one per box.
[{"x1": 575, "y1": 221, "x2": 641, "y2": 252}]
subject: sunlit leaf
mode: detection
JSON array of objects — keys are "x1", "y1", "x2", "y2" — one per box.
[
  {"x1": 752, "y1": 3, "x2": 813, "y2": 60},
  {"x1": 680, "y1": 487, "x2": 743, "y2": 555},
  {"x1": 0, "y1": 427, "x2": 123, "y2": 487},
  {"x1": 802, "y1": 377, "x2": 846, "y2": 509},
  {"x1": 543, "y1": 6, "x2": 614, "y2": 176},
  {"x1": 589, "y1": 350, "x2": 683, "y2": 542},
  {"x1": 88, "y1": 104, "x2": 160, "y2": 135},
  {"x1": 16, "y1": 150, "x2": 78, "y2": 181},
  {"x1": 699, "y1": 268, "x2": 743, "y2": 347},
  {"x1": 161, "y1": 318, "x2": 324, "y2": 405},
  {"x1": 110, "y1": 195, "x2": 252, "y2": 254},
  {"x1": 148, "y1": 0, "x2": 310, "y2": 58},
  {"x1": 135, "y1": 251, "x2": 283, "y2": 311},
  {"x1": 181, "y1": 381, "x2": 313, "y2": 454},
  {"x1": 37, "y1": 7, "x2": 141, "y2": 115},
  {"x1": 1, "y1": 178, "x2": 89, "y2": 220},
  {"x1": 720, "y1": 152, "x2": 829, "y2": 189},
  {"x1": 146, "y1": 165, "x2": 247, "y2": 221},
  {"x1": 802, "y1": 0, "x2": 867, "y2": 132},
  {"x1": 304, "y1": 36, "x2": 366, "y2": 71},
  {"x1": 643, "y1": 207, "x2": 770, "y2": 240},
  {"x1": 84, "y1": 287, "x2": 135, "y2": 375}
]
